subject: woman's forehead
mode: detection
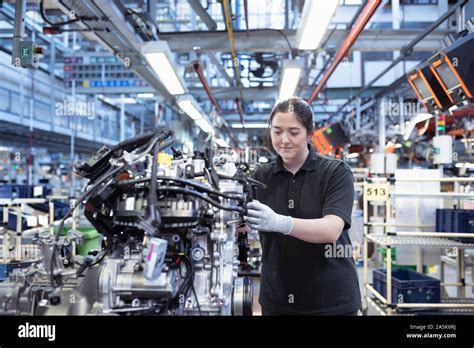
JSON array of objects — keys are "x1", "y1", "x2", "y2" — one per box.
[{"x1": 271, "y1": 112, "x2": 305, "y2": 128}]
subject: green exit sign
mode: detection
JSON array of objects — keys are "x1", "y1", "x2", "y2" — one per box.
[{"x1": 20, "y1": 48, "x2": 31, "y2": 58}]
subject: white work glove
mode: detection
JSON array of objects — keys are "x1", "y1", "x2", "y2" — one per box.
[{"x1": 244, "y1": 200, "x2": 293, "y2": 235}]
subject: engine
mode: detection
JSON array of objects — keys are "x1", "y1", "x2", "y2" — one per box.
[{"x1": 0, "y1": 127, "x2": 261, "y2": 315}]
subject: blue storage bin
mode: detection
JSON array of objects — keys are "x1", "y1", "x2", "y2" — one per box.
[
  {"x1": 436, "y1": 208, "x2": 453, "y2": 232},
  {"x1": 27, "y1": 201, "x2": 69, "y2": 220},
  {"x1": 0, "y1": 185, "x2": 31, "y2": 198},
  {"x1": 0, "y1": 208, "x2": 29, "y2": 232},
  {"x1": 0, "y1": 185, "x2": 47, "y2": 199},
  {"x1": 436, "y1": 208, "x2": 474, "y2": 243},
  {"x1": 373, "y1": 268, "x2": 440, "y2": 309},
  {"x1": 0, "y1": 262, "x2": 34, "y2": 281},
  {"x1": 452, "y1": 210, "x2": 474, "y2": 243}
]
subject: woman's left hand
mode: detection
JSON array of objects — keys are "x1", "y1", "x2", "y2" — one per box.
[{"x1": 244, "y1": 200, "x2": 293, "y2": 235}]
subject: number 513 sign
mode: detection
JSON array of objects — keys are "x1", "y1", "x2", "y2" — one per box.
[{"x1": 364, "y1": 183, "x2": 389, "y2": 201}]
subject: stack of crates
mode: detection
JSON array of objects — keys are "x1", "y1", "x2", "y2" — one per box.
[{"x1": 436, "y1": 208, "x2": 474, "y2": 243}]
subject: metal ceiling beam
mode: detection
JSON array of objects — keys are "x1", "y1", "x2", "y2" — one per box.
[
  {"x1": 308, "y1": 0, "x2": 382, "y2": 103},
  {"x1": 187, "y1": 0, "x2": 217, "y2": 30},
  {"x1": 332, "y1": 0, "x2": 468, "y2": 120},
  {"x1": 208, "y1": 54, "x2": 233, "y2": 86},
  {"x1": 56, "y1": 0, "x2": 172, "y2": 100},
  {"x1": 0, "y1": 123, "x2": 107, "y2": 154},
  {"x1": 158, "y1": 29, "x2": 451, "y2": 53},
  {"x1": 186, "y1": 0, "x2": 233, "y2": 86},
  {"x1": 187, "y1": 86, "x2": 382, "y2": 100}
]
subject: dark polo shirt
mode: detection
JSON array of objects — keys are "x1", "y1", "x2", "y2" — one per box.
[{"x1": 252, "y1": 145, "x2": 361, "y2": 315}]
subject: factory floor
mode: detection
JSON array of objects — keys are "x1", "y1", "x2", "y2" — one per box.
[{"x1": 251, "y1": 258, "x2": 474, "y2": 316}]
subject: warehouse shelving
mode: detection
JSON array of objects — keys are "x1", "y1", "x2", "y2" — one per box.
[
  {"x1": 0, "y1": 196, "x2": 75, "y2": 263},
  {"x1": 363, "y1": 177, "x2": 474, "y2": 315}
]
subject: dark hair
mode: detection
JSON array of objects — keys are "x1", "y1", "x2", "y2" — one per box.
[{"x1": 268, "y1": 97, "x2": 314, "y2": 134}]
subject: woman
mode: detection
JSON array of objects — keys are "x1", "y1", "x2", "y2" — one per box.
[{"x1": 245, "y1": 97, "x2": 361, "y2": 315}]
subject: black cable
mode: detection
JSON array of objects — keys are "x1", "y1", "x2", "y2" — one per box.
[
  {"x1": 182, "y1": 240, "x2": 201, "y2": 316},
  {"x1": 40, "y1": 0, "x2": 79, "y2": 26},
  {"x1": 217, "y1": 173, "x2": 267, "y2": 189},
  {"x1": 125, "y1": 8, "x2": 153, "y2": 41},
  {"x1": 161, "y1": 177, "x2": 243, "y2": 200},
  {"x1": 49, "y1": 166, "x2": 122, "y2": 288},
  {"x1": 73, "y1": 240, "x2": 113, "y2": 268},
  {"x1": 147, "y1": 140, "x2": 160, "y2": 226},
  {"x1": 118, "y1": 176, "x2": 244, "y2": 201},
  {"x1": 158, "y1": 186, "x2": 245, "y2": 214},
  {"x1": 274, "y1": 29, "x2": 293, "y2": 53},
  {"x1": 191, "y1": 275, "x2": 202, "y2": 316}
]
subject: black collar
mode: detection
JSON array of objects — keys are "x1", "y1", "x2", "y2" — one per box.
[{"x1": 273, "y1": 144, "x2": 318, "y2": 174}]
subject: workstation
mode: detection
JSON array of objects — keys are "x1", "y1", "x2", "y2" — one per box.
[{"x1": 0, "y1": 0, "x2": 473, "y2": 326}]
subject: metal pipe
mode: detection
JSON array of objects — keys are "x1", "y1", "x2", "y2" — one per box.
[
  {"x1": 236, "y1": 98, "x2": 245, "y2": 130},
  {"x1": 382, "y1": 231, "x2": 474, "y2": 238},
  {"x1": 365, "y1": 284, "x2": 387, "y2": 304},
  {"x1": 222, "y1": 0, "x2": 246, "y2": 110},
  {"x1": 187, "y1": 0, "x2": 217, "y2": 30},
  {"x1": 397, "y1": 303, "x2": 474, "y2": 308},
  {"x1": 310, "y1": 1, "x2": 367, "y2": 88},
  {"x1": 193, "y1": 62, "x2": 221, "y2": 113},
  {"x1": 458, "y1": 249, "x2": 466, "y2": 297},
  {"x1": 11, "y1": 0, "x2": 26, "y2": 66},
  {"x1": 333, "y1": 0, "x2": 468, "y2": 116},
  {"x1": 192, "y1": 61, "x2": 238, "y2": 146},
  {"x1": 367, "y1": 223, "x2": 435, "y2": 227},
  {"x1": 243, "y1": 0, "x2": 249, "y2": 35},
  {"x1": 366, "y1": 297, "x2": 387, "y2": 315},
  {"x1": 307, "y1": 0, "x2": 381, "y2": 103},
  {"x1": 391, "y1": 178, "x2": 474, "y2": 182},
  {"x1": 442, "y1": 283, "x2": 474, "y2": 287}
]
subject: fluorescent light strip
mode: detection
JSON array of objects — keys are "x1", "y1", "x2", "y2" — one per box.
[
  {"x1": 215, "y1": 139, "x2": 229, "y2": 147},
  {"x1": 144, "y1": 52, "x2": 185, "y2": 95},
  {"x1": 137, "y1": 93, "x2": 154, "y2": 98},
  {"x1": 298, "y1": 0, "x2": 339, "y2": 50},
  {"x1": 345, "y1": 153, "x2": 360, "y2": 159},
  {"x1": 104, "y1": 97, "x2": 137, "y2": 104},
  {"x1": 178, "y1": 100, "x2": 203, "y2": 120},
  {"x1": 279, "y1": 67, "x2": 301, "y2": 101},
  {"x1": 196, "y1": 119, "x2": 214, "y2": 134},
  {"x1": 232, "y1": 123, "x2": 269, "y2": 129}
]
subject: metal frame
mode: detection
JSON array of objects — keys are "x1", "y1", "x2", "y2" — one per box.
[
  {"x1": 0, "y1": 196, "x2": 72, "y2": 263},
  {"x1": 363, "y1": 177, "x2": 474, "y2": 315}
]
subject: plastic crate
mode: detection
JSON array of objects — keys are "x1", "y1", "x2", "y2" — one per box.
[
  {"x1": 436, "y1": 208, "x2": 474, "y2": 243},
  {"x1": 0, "y1": 185, "x2": 47, "y2": 199},
  {"x1": 436, "y1": 208, "x2": 453, "y2": 233},
  {"x1": 0, "y1": 185, "x2": 31, "y2": 198},
  {"x1": 0, "y1": 208, "x2": 28, "y2": 231},
  {"x1": 0, "y1": 262, "x2": 33, "y2": 281},
  {"x1": 28, "y1": 201, "x2": 70, "y2": 220},
  {"x1": 373, "y1": 268, "x2": 440, "y2": 309},
  {"x1": 452, "y1": 210, "x2": 474, "y2": 243}
]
